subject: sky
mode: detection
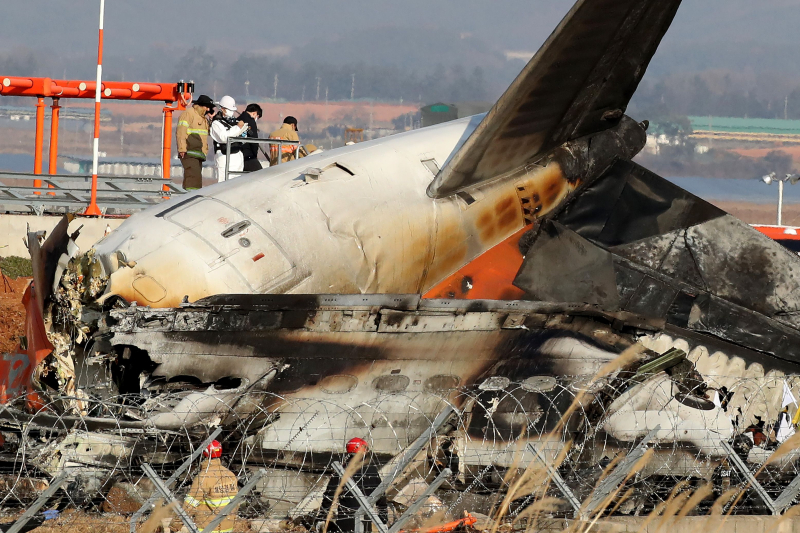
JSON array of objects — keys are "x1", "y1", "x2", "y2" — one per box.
[{"x1": 1, "y1": 1, "x2": 799, "y2": 94}]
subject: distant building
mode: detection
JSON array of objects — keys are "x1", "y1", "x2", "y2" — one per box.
[
  {"x1": 420, "y1": 102, "x2": 492, "y2": 127},
  {"x1": 689, "y1": 116, "x2": 800, "y2": 143}
]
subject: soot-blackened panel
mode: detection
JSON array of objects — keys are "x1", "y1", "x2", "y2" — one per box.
[
  {"x1": 554, "y1": 160, "x2": 725, "y2": 246},
  {"x1": 514, "y1": 158, "x2": 800, "y2": 362},
  {"x1": 515, "y1": 221, "x2": 620, "y2": 309}
]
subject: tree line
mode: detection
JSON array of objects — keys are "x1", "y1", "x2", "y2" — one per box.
[{"x1": 175, "y1": 47, "x2": 491, "y2": 104}]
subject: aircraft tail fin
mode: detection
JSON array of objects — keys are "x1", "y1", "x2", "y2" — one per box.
[{"x1": 427, "y1": 0, "x2": 683, "y2": 198}]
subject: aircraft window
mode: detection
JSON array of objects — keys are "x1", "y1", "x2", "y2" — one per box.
[
  {"x1": 373, "y1": 374, "x2": 410, "y2": 393},
  {"x1": 221, "y1": 220, "x2": 251, "y2": 238},
  {"x1": 520, "y1": 376, "x2": 557, "y2": 393},
  {"x1": 421, "y1": 158, "x2": 440, "y2": 176},
  {"x1": 424, "y1": 375, "x2": 461, "y2": 392},
  {"x1": 478, "y1": 376, "x2": 510, "y2": 391},
  {"x1": 320, "y1": 374, "x2": 358, "y2": 394}
]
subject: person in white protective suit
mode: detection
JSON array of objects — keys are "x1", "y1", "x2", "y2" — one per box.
[{"x1": 210, "y1": 95, "x2": 249, "y2": 182}]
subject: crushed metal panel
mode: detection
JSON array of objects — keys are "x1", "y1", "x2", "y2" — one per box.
[
  {"x1": 192, "y1": 293, "x2": 422, "y2": 311},
  {"x1": 0, "y1": 285, "x2": 53, "y2": 404},
  {"x1": 27, "y1": 213, "x2": 74, "y2": 311},
  {"x1": 553, "y1": 159, "x2": 725, "y2": 244},
  {"x1": 686, "y1": 294, "x2": 800, "y2": 363},
  {"x1": 513, "y1": 221, "x2": 619, "y2": 310},
  {"x1": 377, "y1": 310, "x2": 507, "y2": 333},
  {"x1": 514, "y1": 159, "x2": 800, "y2": 361}
]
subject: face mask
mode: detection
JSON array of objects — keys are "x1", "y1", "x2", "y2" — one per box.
[{"x1": 224, "y1": 108, "x2": 234, "y2": 118}]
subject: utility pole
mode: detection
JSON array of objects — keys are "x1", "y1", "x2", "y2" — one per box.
[
  {"x1": 245, "y1": 79, "x2": 250, "y2": 98},
  {"x1": 302, "y1": 85, "x2": 305, "y2": 101},
  {"x1": 273, "y1": 73, "x2": 278, "y2": 100},
  {"x1": 786, "y1": 96, "x2": 790, "y2": 121},
  {"x1": 316, "y1": 77, "x2": 321, "y2": 101},
  {"x1": 351, "y1": 73, "x2": 355, "y2": 101}
]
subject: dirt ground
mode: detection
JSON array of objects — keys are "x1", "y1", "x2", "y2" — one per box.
[
  {"x1": 0, "y1": 276, "x2": 30, "y2": 354},
  {"x1": 14, "y1": 510, "x2": 256, "y2": 533}
]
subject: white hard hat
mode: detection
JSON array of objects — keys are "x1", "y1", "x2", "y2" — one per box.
[{"x1": 219, "y1": 95, "x2": 237, "y2": 111}]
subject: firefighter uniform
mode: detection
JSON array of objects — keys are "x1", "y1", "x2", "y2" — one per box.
[
  {"x1": 176, "y1": 98, "x2": 212, "y2": 190},
  {"x1": 269, "y1": 120, "x2": 300, "y2": 166},
  {"x1": 180, "y1": 442, "x2": 239, "y2": 533}
]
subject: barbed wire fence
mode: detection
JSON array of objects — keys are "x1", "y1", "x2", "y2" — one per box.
[{"x1": 1, "y1": 375, "x2": 800, "y2": 532}]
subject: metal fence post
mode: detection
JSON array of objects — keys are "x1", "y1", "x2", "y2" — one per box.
[
  {"x1": 720, "y1": 440, "x2": 777, "y2": 514},
  {"x1": 331, "y1": 461, "x2": 389, "y2": 533},
  {"x1": 141, "y1": 463, "x2": 200, "y2": 533},
  {"x1": 387, "y1": 468, "x2": 451, "y2": 533},
  {"x1": 773, "y1": 468, "x2": 800, "y2": 512},
  {"x1": 1, "y1": 469, "x2": 71, "y2": 533},
  {"x1": 583, "y1": 426, "x2": 660, "y2": 516},
  {"x1": 352, "y1": 406, "x2": 457, "y2": 528},
  {"x1": 199, "y1": 469, "x2": 266, "y2": 533},
  {"x1": 526, "y1": 443, "x2": 582, "y2": 518},
  {"x1": 130, "y1": 427, "x2": 222, "y2": 533}
]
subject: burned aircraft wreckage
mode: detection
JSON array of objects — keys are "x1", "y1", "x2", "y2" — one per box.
[{"x1": 6, "y1": 0, "x2": 800, "y2": 519}]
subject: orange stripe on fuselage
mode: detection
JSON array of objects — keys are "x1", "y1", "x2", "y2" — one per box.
[{"x1": 423, "y1": 225, "x2": 532, "y2": 301}]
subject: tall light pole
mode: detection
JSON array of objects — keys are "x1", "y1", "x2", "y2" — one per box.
[
  {"x1": 762, "y1": 172, "x2": 800, "y2": 226},
  {"x1": 83, "y1": 0, "x2": 105, "y2": 216}
]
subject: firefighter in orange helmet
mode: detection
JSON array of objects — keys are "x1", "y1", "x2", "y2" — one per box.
[
  {"x1": 317, "y1": 438, "x2": 388, "y2": 532},
  {"x1": 179, "y1": 440, "x2": 239, "y2": 533}
]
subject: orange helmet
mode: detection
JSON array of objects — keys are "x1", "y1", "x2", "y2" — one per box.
[
  {"x1": 346, "y1": 437, "x2": 368, "y2": 454},
  {"x1": 203, "y1": 440, "x2": 222, "y2": 458}
]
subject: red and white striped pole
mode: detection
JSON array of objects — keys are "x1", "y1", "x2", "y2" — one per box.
[{"x1": 83, "y1": 0, "x2": 105, "y2": 216}]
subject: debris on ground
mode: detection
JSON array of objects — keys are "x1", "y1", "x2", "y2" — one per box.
[{"x1": 0, "y1": 276, "x2": 29, "y2": 353}]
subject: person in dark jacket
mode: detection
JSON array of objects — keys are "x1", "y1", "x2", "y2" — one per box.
[
  {"x1": 318, "y1": 438, "x2": 388, "y2": 533},
  {"x1": 239, "y1": 103, "x2": 263, "y2": 172}
]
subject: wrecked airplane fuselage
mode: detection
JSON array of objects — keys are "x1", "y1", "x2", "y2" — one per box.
[
  {"x1": 11, "y1": 0, "x2": 800, "y2": 519},
  {"x1": 88, "y1": 290, "x2": 797, "y2": 471}
]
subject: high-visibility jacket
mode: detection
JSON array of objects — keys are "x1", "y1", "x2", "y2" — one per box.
[
  {"x1": 269, "y1": 124, "x2": 300, "y2": 165},
  {"x1": 181, "y1": 458, "x2": 239, "y2": 533},
  {"x1": 176, "y1": 105, "x2": 210, "y2": 160}
]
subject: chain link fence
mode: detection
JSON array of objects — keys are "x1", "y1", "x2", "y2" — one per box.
[{"x1": 1, "y1": 371, "x2": 800, "y2": 531}]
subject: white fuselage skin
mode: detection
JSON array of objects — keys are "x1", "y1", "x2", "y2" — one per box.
[{"x1": 93, "y1": 115, "x2": 573, "y2": 307}]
